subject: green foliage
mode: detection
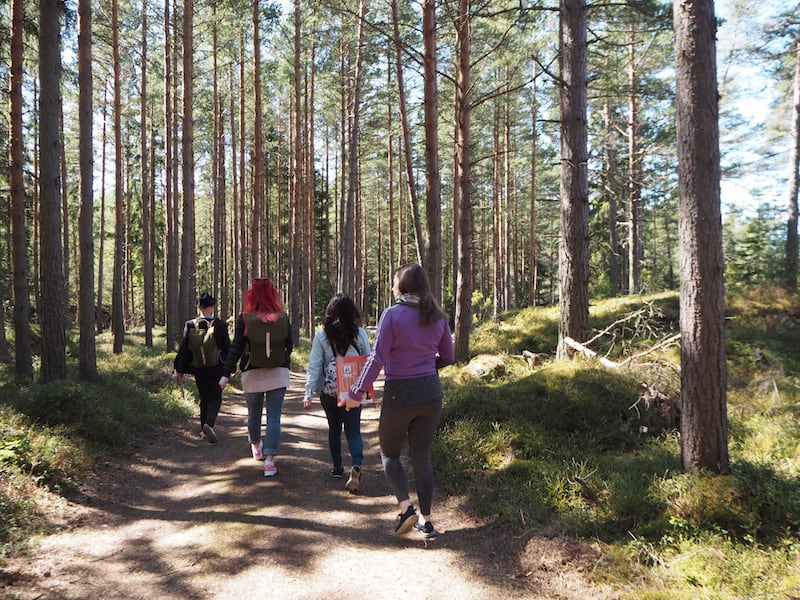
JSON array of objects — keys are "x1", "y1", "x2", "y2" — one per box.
[
  {"x1": 0, "y1": 330, "x2": 195, "y2": 558},
  {"x1": 437, "y1": 287, "x2": 800, "y2": 597}
]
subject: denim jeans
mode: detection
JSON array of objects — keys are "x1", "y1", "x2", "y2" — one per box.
[
  {"x1": 319, "y1": 392, "x2": 363, "y2": 470},
  {"x1": 245, "y1": 388, "x2": 286, "y2": 456}
]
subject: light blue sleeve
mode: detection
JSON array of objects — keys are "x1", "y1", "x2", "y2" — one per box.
[
  {"x1": 304, "y1": 329, "x2": 328, "y2": 399},
  {"x1": 357, "y1": 327, "x2": 372, "y2": 355}
]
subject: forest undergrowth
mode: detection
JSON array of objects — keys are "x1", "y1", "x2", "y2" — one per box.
[{"x1": 2, "y1": 286, "x2": 800, "y2": 598}]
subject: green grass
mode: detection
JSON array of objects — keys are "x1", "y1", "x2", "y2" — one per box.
[
  {"x1": 0, "y1": 329, "x2": 195, "y2": 559},
  {"x1": 436, "y1": 287, "x2": 800, "y2": 597}
]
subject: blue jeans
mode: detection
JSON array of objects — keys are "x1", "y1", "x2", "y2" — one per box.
[
  {"x1": 319, "y1": 392, "x2": 363, "y2": 470},
  {"x1": 245, "y1": 388, "x2": 286, "y2": 456}
]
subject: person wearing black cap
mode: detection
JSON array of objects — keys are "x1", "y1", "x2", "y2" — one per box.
[{"x1": 174, "y1": 292, "x2": 231, "y2": 443}]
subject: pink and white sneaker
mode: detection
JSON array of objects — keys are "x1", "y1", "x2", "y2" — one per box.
[
  {"x1": 251, "y1": 441, "x2": 263, "y2": 460},
  {"x1": 263, "y1": 460, "x2": 278, "y2": 477}
]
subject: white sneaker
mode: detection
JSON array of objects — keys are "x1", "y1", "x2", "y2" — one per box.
[
  {"x1": 202, "y1": 424, "x2": 217, "y2": 444},
  {"x1": 251, "y1": 441, "x2": 263, "y2": 460},
  {"x1": 263, "y1": 460, "x2": 278, "y2": 477}
]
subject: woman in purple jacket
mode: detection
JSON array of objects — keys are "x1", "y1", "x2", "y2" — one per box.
[{"x1": 350, "y1": 264, "x2": 455, "y2": 539}]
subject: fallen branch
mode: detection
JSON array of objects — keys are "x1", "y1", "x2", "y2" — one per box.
[
  {"x1": 564, "y1": 333, "x2": 680, "y2": 369},
  {"x1": 564, "y1": 337, "x2": 621, "y2": 368}
]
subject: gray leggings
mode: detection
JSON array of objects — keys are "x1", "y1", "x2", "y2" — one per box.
[{"x1": 379, "y1": 396, "x2": 442, "y2": 516}]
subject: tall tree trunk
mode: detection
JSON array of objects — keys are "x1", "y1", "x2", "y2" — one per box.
[
  {"x1": 39, "y1": 0, "x2": 67, "y2": 380},
  {"x1": 251, "y1": 0, "x2": 265, "y2": 278},
  {"x1": 59, "y1": 100, "x2": 69, "y2": 304},
  {"x1": 603, "y1": 95, "x2": 621, "y2": 295},
  {"x1": 786, "y1": 36, "x2": 800, "y2": 291},
  {"x1": 340, "y1": 0, "x2": 367, "y2": 297},
  {"x1": 453, "y1": 0, "x2": 473, "y2": 363},
  {"x1": 97, "y1": 85, "x2": 108, "y2": 334},
  {"x1": 10, "y1": 0, "x2": 33, "y2": 375},
  {"x1": 290, "y1": 0, "x2": 303, "y2": 340},
  {"x1": 627, "y1": 34, "x2": 643, "y2": 294},
  {"x1": 180, "y1": 0, "x2": 197, "y2": 319},
  {"x1": 164, "y1": 0, "x2": 179, "y2": 349},
  {"x1": 238, "y1": 33, "x2": 249, "y2": 299},
  {"x1": 528, "y1": 67, "x2": 539, "y2": 307},
  {"x1": 556, "y1": 0, "x2": 590, "y2": 360},
  {"x1": 422, "y1": 0, "x2": 442, "y2": 301},
  {"x1": 78, "y1": 0, "x2": 97, "y2": 381},
  {"x1": 111, "y1": 0, "x2": 125, "y2": 353},
  {"x1": 675, "y1": 0, "x2": 728, "y2": 473},
  {"x1": 391, "y1": 0, "x2": 424, "y2": 268},
  {"x1": 141, "y1": 0, "x2": 154, "y2": 346}
]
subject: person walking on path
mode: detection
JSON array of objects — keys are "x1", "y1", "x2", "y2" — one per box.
[
  {"x1": 302, "y1": 294, "x2": 372, "y2": 493},
  {"x1": 219, "y1": 278, "x2": 293, "y2": 477},
  {"x1": 348, "y1": 264, "x2": 455, "y2": 539},
  {"x1": 174, "y1": 292, "x2": 231, "y2": 444}
]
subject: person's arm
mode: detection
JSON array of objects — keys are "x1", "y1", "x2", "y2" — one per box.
[
  {"x1": 351, "y1": 310, "x2": 390, "y2": 397},
  {"x1": 173, "y1": 321, "x2": 193, "y2": 375},
  {"x1": 220, "y1": 314, "x2": 245, "y2": 386},
  {"x1": 216, "y1": 317, "x2": 232, "y2": 363},
  {"x1": 303, "y1": 331, "x2": 325, "y2": 408}
]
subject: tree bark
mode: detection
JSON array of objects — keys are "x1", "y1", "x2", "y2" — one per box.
[
  {"x1": 141, "y1": 0, "x2": 154, "y2": 347},
  {"x1": 180, "y1": 0, "x2": 197, "y2": 320},
  {"x1": 556, "y1": 0, "x2": 590, "y2": 360},
  {"x1": 251, "y1": 0, "x2": 265, "y2": 278},
  {"x1": 290, "y1": 0, "x2": 303, "y2": 341},
  {"x1": 453, "y1": 0, "x2": 473, "y2": 363},
  {"x1": 674, "y1": 0, "x2": 729, "y2": 473},
  {"x1": 164, "y1": 0, "x2": 179, "y2": 349},
  {"x1": 78, "y1": 0, "x2": 98, "y2": 381},
  {"x1": 39, "y1": 0, "x2": 67, "y2": 381},
  {"x1": 9, "y1": 0, "x2": 33, "y2": 375},
  {"x1": 786, "y1": 36, "x2": 800, "y2": 291},
  {"x1": 627, "y1": 33, "x2": 643, "y2": 294},
  {"x1": 422, "y1": 0, "x2": 442, "y2": 301},
  {"x1": 340, "y1": 0, "x2": 367, "y2": 297}
]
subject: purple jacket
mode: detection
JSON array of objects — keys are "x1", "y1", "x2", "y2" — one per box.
[{"x1": 353, "y1": 303, "x2": 455, "y2": 392}]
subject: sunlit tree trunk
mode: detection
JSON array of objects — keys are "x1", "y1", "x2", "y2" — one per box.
[
  {"x1": 9, "y1": 0, "x2": 32, "y2": 375},
  {"x1": 391, "y1": 0, "x2": 424, "y2": 268},
  {"x1": 528, "y1": 67, "x2": 539, "y2": 307},
  {"x1": 78, "y1": 0, "x2": 97, "y2": 381},
  {"x1": 164, "y1": 0, "x2": 179, "y2": 349},
  {"x1": 39, "y1": 0, "x2": 67, "y2": 380},
  {"x1": 141, "y1": 0, "x2": 154, "y2": 346},
  {"x1": 340, "y1": 0, "x2": 366, "y2": 297},
  {"x1": 290, "y1": 0, "x2": 303, "y2": 340},
  {"x1": 251, "y1": 0, "x2": 265, "y2": 277},
  {"x1": 453, "y1": 0, "x2": 473, "y2": 363},
  {"x1": 627, "y1": 33, "x2": 643, "y2": 294},
  {"x1": 423, "y1": 0, "x2": 442, "y2": 301},
  {"x1": 180, "y1": 0, "x2": 197, "y2": 319},
  {"x1": 786, "y1": 36, "x2": 800, "y2": 291},
  {"x1": 674, "y1": 0, "x2": 729, "y2": 473},
  {"x1": 556, "y1": 0, "x2": 590, "y2": 360}
]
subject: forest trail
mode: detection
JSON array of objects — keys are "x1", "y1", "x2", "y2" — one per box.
[{"x1": 2, "y1": 373, "x2": 609, "y2": 600}]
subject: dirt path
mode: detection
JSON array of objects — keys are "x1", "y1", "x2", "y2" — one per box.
[{"x1": 2, "y1": 373, "x2": 610, "y2": 600}]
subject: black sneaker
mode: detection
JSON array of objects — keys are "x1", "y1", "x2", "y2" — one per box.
[
  {"x1": 414, "y1": 521, "x2": 438, "y2": 539},
  {"x1": 330, "y1": 468, "x2": 344, "y2": 478},
  {"x1": 394, "y1": 505, "x2": 418, "y2": 535}
]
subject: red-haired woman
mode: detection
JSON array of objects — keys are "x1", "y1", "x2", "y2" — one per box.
[{"x1": 220, "y1": 278, "x2": 293, "y2": 477}]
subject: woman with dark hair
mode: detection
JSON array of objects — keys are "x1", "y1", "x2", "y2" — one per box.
[
  {"x1": 220, "y1": 278, "x2": 293, "y2": 477},
  {"x1": 303, "y1": 294, "x2": 371, "y2": 492},
  {"x1": 349, "y1": 264, "x2": 454, "y2": 538}
]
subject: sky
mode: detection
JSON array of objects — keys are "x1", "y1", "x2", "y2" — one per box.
[{"x1": 715, "y1": 0, "x2": 791, "y2": 217}]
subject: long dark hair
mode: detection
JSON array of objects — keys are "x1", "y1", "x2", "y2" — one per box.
[
  {"x1": 323, "y1": 294, "x2": 362, "y2": 355},
  {"x1": 394, "y1": 264, "x2": 448, "y2": 325}
]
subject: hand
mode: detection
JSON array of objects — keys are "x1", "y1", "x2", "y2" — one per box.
[
  {"x1": 344, "y1": 389, "x2": 362, "y2": 411},
  {"x1": 219, "y1": 376, "x2": 229, "y2": 389},
  {"x1": 302, "y1": 396, "x2": 312, "y2": 410}
]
